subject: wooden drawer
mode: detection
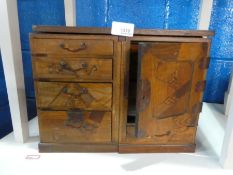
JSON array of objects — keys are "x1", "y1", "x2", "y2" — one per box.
[
  {"x1": 39, "y1": 110, "x2": 112, "y2": 143},
  {"x1": 30, "y1": 38, "x2": 113, "y2": 56},
  {"x1": 32, "y1": 57, "x2": 112, "y2": 81},
  {"x1": 36, "y1": 82, "x2": 112, "y2": 110}
]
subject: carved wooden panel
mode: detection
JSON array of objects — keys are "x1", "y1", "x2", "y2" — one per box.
[
  {"x1": 136, "y1": 42, "x2": 209, "y2": 144},
  {"x1": 32, "y1": 57, "x2": 112, "y2": 81},
  {"x1": 36, "y1": 82, "x2": 112, "y2": 110},
  {"x1": 39, "y1": 110, "x2": 111, "y2": 143},
  {"x1": 30, "y1": 38, "x2": 113, "y2": 56}
]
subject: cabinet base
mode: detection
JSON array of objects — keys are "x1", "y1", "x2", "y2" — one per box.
[
  {"x1": 39, "y1": 143, "x2": 195, "y2": 153},
  {"x1": 39, "y1": 143, "x2": 118, "y2": 153},
  {"x1": 119, "y1": 144, "x2": 196, "y2": 153}
]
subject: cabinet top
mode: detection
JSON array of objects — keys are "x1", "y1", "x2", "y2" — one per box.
[{"x1": 32, "y1": 26, "x2": 214, "y2": 37}]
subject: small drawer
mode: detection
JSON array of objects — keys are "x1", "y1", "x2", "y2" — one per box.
[
  {"x1": 35, "y1": 82, "x2": 112, "y2": 110},
  {"x1": 32, "y1": 57, "x2": 112, "y2": 81},
  {"x1": 38, "y1": 110, "x2": 112, "y2": 143},
  {"x1": 30, "y1": 38, "x2": 113, "y2": 56}
]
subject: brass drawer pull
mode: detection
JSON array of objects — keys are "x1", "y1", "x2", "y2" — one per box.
[
  {"x1": 60, "y1": 42, "x2": 87, "y2": 52},
  {"x1": 153, "y1": 131, "x2": 171, "y2": 137},
  {"x1": 48, "y1": 84, "x2": 95, "y2": 108},
  {"x1": 48, "y1": 60, "x2": 98, "y2": 77}
]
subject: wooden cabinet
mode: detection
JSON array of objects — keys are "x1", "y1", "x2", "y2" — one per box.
[{"x1": 30, "y1": 26, "x2": 214, "y2": 153}]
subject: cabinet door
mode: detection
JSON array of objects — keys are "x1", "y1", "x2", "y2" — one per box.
[{"x1": 136, "y1": 42, "x2": 209, "y2": 143}]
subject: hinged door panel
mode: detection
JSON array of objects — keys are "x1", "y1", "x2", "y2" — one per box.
[{"x1": 136, "y1": 42, "x2": 209, "y2": 144}]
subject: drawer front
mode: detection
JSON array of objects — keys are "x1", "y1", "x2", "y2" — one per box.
[
  {"x1": 30, "y1": 38, "x2": 113, "y2": 56},
  {"x1": 32, "y1": 57, "x2": 112, "y2": 81},
  {"x1": 36, "y1": 82, "x2": 112, "y2": 110},
  {"x1": 39, "y1": 110, "x2": 112, "y2": 143}
]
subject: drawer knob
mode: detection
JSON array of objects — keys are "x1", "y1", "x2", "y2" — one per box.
[{"x1": 60, "y1": 42, "x2": 87, "y2": 52}]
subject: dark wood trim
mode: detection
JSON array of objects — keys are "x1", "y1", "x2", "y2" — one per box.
[
  {"x1": 111, "y1": 39, "x2": 121, "y2": 143},
  {"x1": 118, "y1": 39, "x2": 131, "y2": 143},
  {"x1": 30, "y1": 33, "x2": 116, "y2": 40},
  {"x1": 39, "y1": 142, "x2": 195, "y2": 153},
  {"x1": 130, "y1": 36, "x2": 211, "y2": 42},
  {"x1": 33, "y1": 78, "x2": 114, "y2": 83},
  {"x1": 39, "y1": 143, "x2": 118, "y2": 153},
  {"x1": 119, "y1": 144, "x2": 196, "y2": 153},
  {"x1": 32, "y1": 26, "x2": 214, "y2": 37}
]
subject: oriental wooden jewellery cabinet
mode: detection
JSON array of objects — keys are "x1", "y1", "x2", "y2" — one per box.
[{"x1": 30, "y1": 26, "x2": 214, "y2": 153}]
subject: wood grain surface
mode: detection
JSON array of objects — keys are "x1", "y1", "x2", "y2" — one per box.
[
  {"x1": 38, "y1": 110, "x2": 112, "y2": 143},
  {"x1": 32, "y1": 56, "x2": 112, "y2": 81},
  {"x1": 32, "y1": 25, "x2": 214, "y2": 37},
  {"x1": 35, "y1": 82, "x2": 112, "y2": 110},
  {"x1": 30, "y1": 38, "x2": 113, "y2": 56},
  {"x1": 135, "y1": 42, "x2": 209, "y2": 144}
]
